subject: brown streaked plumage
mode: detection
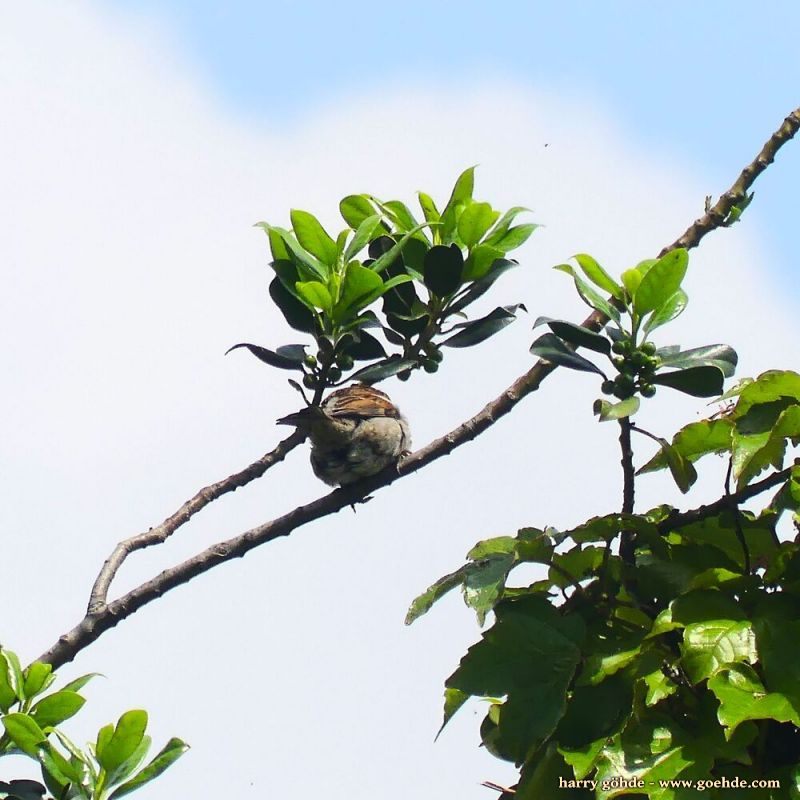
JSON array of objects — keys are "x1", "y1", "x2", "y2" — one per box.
[{"x1": 277, "y1": 385, "x2": 411, "y2": 486}]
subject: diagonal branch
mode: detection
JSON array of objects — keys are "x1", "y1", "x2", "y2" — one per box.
[
  {"x1": 87, "y1": 430, "x2": 305, "y2": 612},
  {"x1": 36, "y1": 106, "x2": 800, "y2": 669}
]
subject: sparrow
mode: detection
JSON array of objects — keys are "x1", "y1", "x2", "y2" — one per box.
[{"x1": 277, "y1": 385, "x2": 411, "y2": 486}]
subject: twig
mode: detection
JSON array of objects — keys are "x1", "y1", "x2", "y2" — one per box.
[
  {"x1": 618, "y1": 418, "x2": 636, "y2": 564},
  {"x1": 87, "y1": 430, "x2": 305, "y2": 612},
  {"x1": 36, "y1": 107, "x2": 800, "y2": 669}
]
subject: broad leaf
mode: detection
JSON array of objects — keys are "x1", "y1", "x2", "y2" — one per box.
[
  {"x1": 651, "y1": 366, "x2": 725, "y2": 397},
  {"x1": 593, "y1": 396, "x2": 640, "y2": 422},
  {"x1": 406, "y1": 566, "x2": 470, "y2": 625},
  {"x1": 638, "y1": 418, "x2": 733, "y2": 474},
  {"x1": 659, "y1": 343, "x2": 738, "y2": 377},
  {"x1": 1, "y1": 713, "x2": 47, "y2": 756},
  {"x1": 633, "y1": 248, "x2": 688, "y2": 315},
  {"x1": 462, "y1": 243, "x2": 504, "y2": 281},
  {"x1": 30, "y1": 690, "x2": 85, "y2": 728},
  {"x1": 335, "y1": 262, "x2": 384, "y2": 320},
  {"x1": 339, "y1": 194, "x2": 376, "y2": 229},
  {"x1": 490, "y1": 223, "x2": 537, "y2": 253},
  {"x1": 109, "y1": 738, "x2": 189, "y2": 799},
  {"x1": 269, "y1": 277, "x2": 317, "y2": 333},
  {"x1": 343, "y1": 214, "x2": 382, "y2": 263},
  {"x1": 554, "y1": 264, "x2": 621, "y2": 325},
  {"x1": 457, "y1": 201, "x2": 498, "y2": 247},
  {"x1": 573, "y1": 253, "x2": 623, "y2": 300},
  {"x1": 535, "y1": 318, "x2": 611, "y2": 354},
  {"x1": 97, "y1": 710, "x2": 148, "y2": 773},
  {"x1": 295, "y1": 280, "x2": 333, "y2": 313},
  {"x1": 290, "y1": 209, "x2": 337, "y2": 266},
  {"x1": 443, "y1": 305, "x2": 524, "y2": 348},
  {"x1": 643, "y1": 289, "x2": 689, "y2": 335},
  {"x1": 348, "y1": 356, "x2": 417, "y2": 384},
  {"x1": 423, "y1": 244, "x2": 463, "y2": 297},
  {"x1": 225, "y1": 342, "x2": 306, "y2": 371}
]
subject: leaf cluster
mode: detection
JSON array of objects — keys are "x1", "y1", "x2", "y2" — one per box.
[
  {"x1": 0, "y1": 648, "x2": 187, "y2": 800},
  {"x1": 228, "y1": 167, "x2": 535, "y2": 395},
  {"x1": 408, "y1": 363, "x2": 800, "y2": 792}
]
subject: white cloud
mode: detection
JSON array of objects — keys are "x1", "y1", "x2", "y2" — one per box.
[{"x1": 1, "y1": 2, "x2": 794, "y2": 797}]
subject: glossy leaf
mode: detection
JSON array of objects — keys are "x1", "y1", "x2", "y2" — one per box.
[
  {"x1": 290, "y1": 209, "x2": 337, "y2": 266},
  {"x1": 651, "y1": 366, "x2": 725, "y2": 397},
  {"x1": 348, "y1": 357, "x2": 417, "y2": 384},
  {"x1": 448, "y1": 259, "x2": 517, "y2": 314},
  {"x1": 659, "y1": 343, "x2": 738, "y2": 377},
  {"x1": 554, "y1": 264, "x2": 621, "y2": 325},
  {"x1": 643, "y1": 289, "x2": 688, "y2": 335},
  {"x1": 335, "y1": 262, "x2": 384, "y2": 319},
  {"x1": 345, "y1": 330, "x2": 387, "y2": 360},
  {"x1": 225, "y1": 343, "x2": 305, "y2": 371},
  {"x1": 417, "y1": 192, "x2": 441, "y2": 230},
  {"x1": 462, "y1": 243, "x2": 504, "y2": 281},
  {"x1": 732, "y1": 403, "x2": 800, "y2": 488},
  {"x1": 483, "y1": 206, "x2": 530, "y2": 247},
  {"x1": 638, "y1": 418, "x2": 733, "y2": 474},
  {"x1": 1, "y1": 713, "x2": 47, "y2": 756},
  {"x1": 22, "y1": 663, "x2": 52, "y2": 699},
  {"x1": 373, "y1": 198, "x2": 422, "y2": 234},
  {"x1": 30, "y1": 690, "x2": 85, "y2": 728},
  {"x1": 370, "y1": 224, "x2": 433, "y2": 274},
  {"x1": 490, "y1": 223, "x2": 537, "y2": 253},
  {"x1": 257, "y1": 224, "x2": 328, "y2": 281},
  {"x1": 463, "y1": 553, "x2": 516, "y2": 625},
  {"x1": 269, "y1": 277, "x2": 317, "y2": 333},
  {"x1": 536, "y1": 318, "x2": 611, "y2": 355},
  {"x1": 633, "y1": 248, "x2": 689, "y2": 315},
  {"x1": 423, "y1": 244, "x2": 463, "y2": 297},
  {"x1": 457, "y1": 201, "x2": 497, "y2": 247},
  {"x1": 343, "y1": 214, "x2": 382, "y2": 263},
  {"x1": 733, "y1": 370, "x2": 800, "y2": 418},
  {"x1": 339, "y1": 194, "x2": 376, "y2": 229},
  {"x1": 593, "y1": 396, "x2": 640, "y2": 422},
  {"x1": 109, "y1": 737, "x2": 189, "y2": 799},
  {"x1": 530, "y1": 333, "x2": 606, "y2": 376},
  {"x1": 97, "y1": 710, "x2": 148, "y2": 773},
  {"x1": 443, "y1": 305, "x2": 524, "y2": 348},
  {"x1": 681, "y1": 619, "x2": 757, "y2": 683},
  {"x1": 573, "y1": 253, "x2": 623, "y2": 300},
  {"x1": 406, "y1": 566, "x2": 470, "y2": 625},
  {"x1": 295, "y1": 280, "x2": 333, "y2": 313}
]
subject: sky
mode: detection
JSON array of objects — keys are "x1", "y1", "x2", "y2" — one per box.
[{"x1": 1, "y1": 2, "x2": 798, "y2": 798}]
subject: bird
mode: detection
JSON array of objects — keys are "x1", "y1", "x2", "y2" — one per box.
[{"x1": 277, "y1": 385, "x2": 411, "y2": 486}]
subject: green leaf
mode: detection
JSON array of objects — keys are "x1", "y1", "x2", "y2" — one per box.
[
  {"x1": 620, "y1": 267, "x2": 642, "y2": 299},
  {"x1": 269, "y1": 276, "x2": 317, "y2": 333},
  {"x1": 0, "y1": 653, "x2": 18, "y2": 711},
  {"x1": 263, "y1": 226, "x2": 289, "y2": 261},
  {"x1": 554, "y1": 264, "x2": 621, "y2": 325},
  {"x1": 593, "y1": 396, "x2": 640, "y2": 422},
  {"x1": 339, "y1": 194, "x2": 376, "y2": 229},
  {"x1": 1, "y1": 713, "x2": 47, "y2": 756},
  {"x1": 335, "y1": 262, "x2": 384, "y2": 320},
  {"x1": 530, "y1": 333, "x2": 606, "y2": 376},
  {"x1": 709, "y1": 664, "x2": 800, "y2": 732},
  {"x1": 97, "y1": 710, "x2": 148, "y2": 773},
  {"x1": 489, "y1": 223, "x2": 537, "y2": 253},
  {"x1": 463, "y1": 553, "x2": 516, "y2": 625},
  {"x1": 295, "y1": 280, "x2": 332, "y2": 313},
  {"x1": 107, "y1": 735, "x2": 152, "y2": 786},
  {"x1": 257, "y1": 224, "x2": 328, "y2": 281},
  {"x1": 348, "y1": 356, "x2": 417, "y2": 384},
  {"x1": 483, "y1": 206, "x2": 530, "y2": 247},
  {"x1": 443, "y1": 305, "x2": 524, "y2": 348},
  {"x1": 555, "y1": 677, "x2": 632, "y2": 748},
  {"x1": 225, "y1": 342, "x2": 306, "y2": 371},
  {"x1": 439, "y1": 166, "x2": 476, "y2": 243},
  {"x1": 372, "y1": 198, "x2": 422, "y2": 235},
  {"x1": 22, "y1": 663, "x2": 53, "y2": 699},
  {"x1": 535, "y1": 318, "x2": 611, "y2": 355},
  {"x1": 681, "y1": 619, "x2": 757, "y2": 684},
  {"x1": 573, "y1": 253, "x2": 623, "y2": 300},
  {"x1": 343, "y1": 214, "x2": 382, "y2": 263},
  {"x1": 405, "y1": 566, "x2": 470, "y2": 625},
  {"x1": 733, "y1": 370, "x2": 800, "y2": 418},
  {"x1": 30, "y1": 690, "x2": 85, "y2": 728},
  {"x1": 2, "y1": 650, "x2": 24, "y2": 701},
  {"x1": 638, "y1": 418, "x2": 733, "y2": 474},
  {"x1": 651, "y1": 365, "x2": 725, "y2": 397},
  {"x1": 438, "y1": 688, "x2": 470, "y2": 736},
  {"x1": 108, "y1": 737, "x2": 189, "y2": 800},
  {"x1": 417, "y1": 192, "x2": 441, "y2": 231},
  {"x1": 369, "y1": 224, "x2": 434, "y2": 274},
  {"x1": 423, "y1": 244, "x2": 463, "y2": 297},
  {"x1": 462, "y1": 243, "x2": 504, "y2": 281},
  {"x1": 448, "y1": 259, "x2": 517, "y2": 314},
  {"x1": 732, "y1": 402, "x2": 800, "y2": 487},
  {"x1": 457, "y1": 202, "x2": 498, "y2": 247},
  {"x1": 659, "y1": 343, "x2": 738, "y2": 378},
  {"x1": 643, "y1": 289, "x2": 689, "y2": 335},
  {"x1": 633, "y1": 248, "x2": 689, "y2": 315},
  {"x1": 343, "y1": 330, "x2": 387, "y2": 361},
  {"x1": 290, "y1": 209, "x2": 337, "y2": 266}
]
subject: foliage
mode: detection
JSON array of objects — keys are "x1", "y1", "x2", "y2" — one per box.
[
  {"x1": 0, "y1": 648, "x2": 187, "y2": 800},
  {"x1": 409, "y1": 250, "x2": 800, "y2": 798},
  {"x1": 227, "y1": 167, "x2": 534, "y2": 397}
]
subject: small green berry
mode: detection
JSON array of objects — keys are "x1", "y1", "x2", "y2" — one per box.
[
  {"x1": 640, "y1": 383, "x2": 657, "y2": 398},
  {"x1": 304, "y1": 354, "x2": 318, "y2": 368},
  {"x1": 601, "y1": 380, "x2": 616, "y2": 395},
  {"x1": 335, "y1": 352, "x2": 354, "y2": 370},
  {"x1": 422, "y1": 359, "x2": 439, "y2": 374},
  {"x1": 328, "y1": 366, "x2": 342, "y2": 382},
  {"x1": 302, "y1": 374, "x2": 317, "y2": 389},
  {"x1": 398, "y1": 369, "x2": 411, "y2": 381},
  {"x1": 611, "y1": 340, "x2": 627, "y2": 355},
  {"x1": 641, "y1": 341, "x2": 657, "y2": 356}
]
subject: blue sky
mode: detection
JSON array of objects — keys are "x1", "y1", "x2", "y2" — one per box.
[{"x1": 117, "y1": 0, "x2": 800, "y2": 282}]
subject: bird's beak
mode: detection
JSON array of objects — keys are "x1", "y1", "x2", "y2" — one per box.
[{"x1": 276, "y1": 407, "x2": 323, "y2": 427}]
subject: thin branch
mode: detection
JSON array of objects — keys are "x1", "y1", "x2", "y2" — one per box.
[
  {"x1": 657, "y1": 466, "x2": 793, "y2": 535},
  {"x1": 36, "y1": 106, "x2": 800, "y2": 669},
  {"x1": 87, "y1": 430, "x2": 305, "y2": 612},
  {"x1": 618, "y1": 418, "x2": 636, "y2": 565}
]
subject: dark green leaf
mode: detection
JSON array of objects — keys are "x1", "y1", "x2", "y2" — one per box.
[
  {"x1": 633, "y1": 248, "x2": 689, "y2": 315},
  {"x1": 269, "y1": 277, "x2": 317, "y2": 333},
  {"x1": 344, "y1": 331, "x2": 387, "y2": 361},
  {"x1": 537, "y1": 319, "x2": 611, "y2": 354},
  {"x1": 463, "y1": 554, "x2": 516, "y2": 625},
  {"x1": 555, "y1": 677, "x2": 632, "y2": 748},
  {"x1": 530, "y1": 333, "x2": 606, "y2": 376},
  {"x1": 438, "y1": 688, "x2": 469, "y2": 737},
  {"x1": 406, "y1": 566, "x2": 470, "y2": 625},
  {"x1": 370, "y1": 224, "x2": 434, "y2": 274},
  {"x1": 348, "y1": 357, "x2": 417, "y2": 384},
  {"x1": 733, "y1": 370, "x2": 800, "y2": 418},
  {"x1": 554, "y1": 264, "x2": 621, "y2": 325},
  {"x1": 443, "y1": 305, "x2": 524, "y2": 348},
  {"x1": 339, "y1": 194, "x2": 376, "y2": 229},
  {"x1": 447, "y1": 259, "x2": 517, "y2": 314},
  {"x1": 659, "y1": 343, "x2": 738, "y2": 377},
  {"x1": 462, "y1": 243, "x2": 503, "y2": 281},
  {"x1": 638, "y1": 418, "x2": 733, "y2": 474},
  {"x1": 651, "y1": 366, "x2": 725, "y2": 397},
  {"x1": 225, "y1": 343, "x2": 305, "y2": 371},
  {"x1": 423, "y1": 244, "x2": 463, "y2": 297}
]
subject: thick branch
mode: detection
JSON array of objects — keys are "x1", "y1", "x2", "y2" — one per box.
[
  {"x1": 36, "y1": 106, "x2": 800, "y2": 669},
  {"x1": 88, "y1": 430, "x2": 305, "y2": 612}
]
